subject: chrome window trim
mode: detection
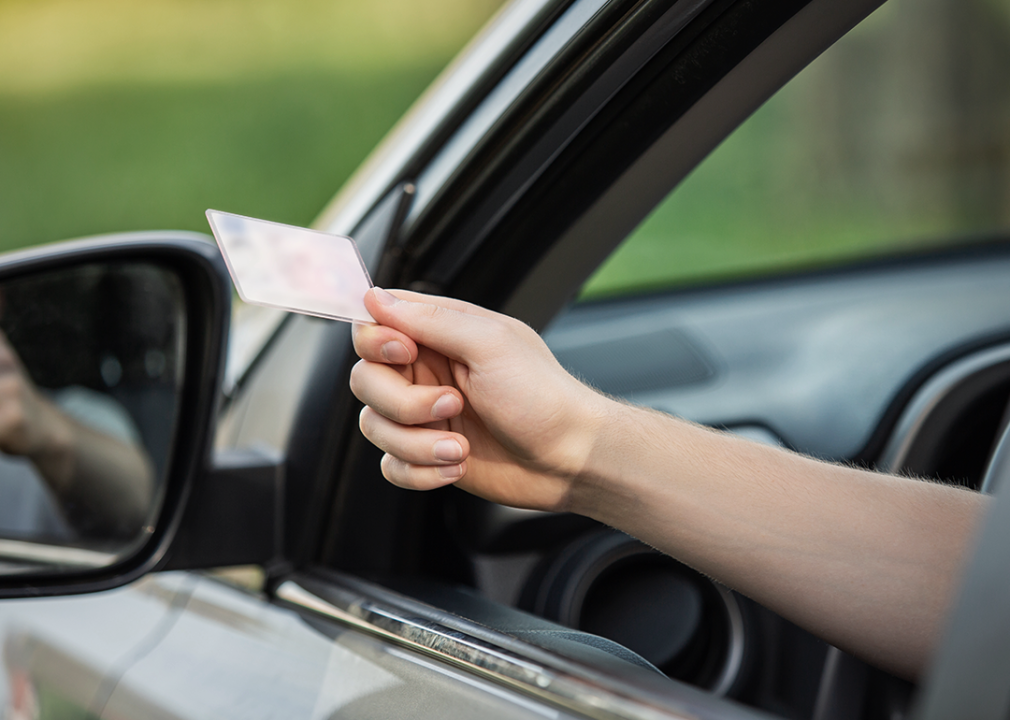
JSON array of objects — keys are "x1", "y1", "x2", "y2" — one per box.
[
  {"x1": 404, "y1": 0, "x2": 612, "y2": 227},
  {"x1": 876, "y1": 343, "x2": 1010, "y2": 473},
  {"x1": 404, "y1": 0, "x2": 717, "y2": 272},
  {"x1": 277, "y1": 573, "x2": 764, "y2": 720},
  {"x1": 0, "y1": 539, "x2": 116, "y2": 568}
]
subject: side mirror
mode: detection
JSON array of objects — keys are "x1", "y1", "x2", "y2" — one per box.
[{"x1": 0, "y1": 232, "x2": 230, "y2": 598}]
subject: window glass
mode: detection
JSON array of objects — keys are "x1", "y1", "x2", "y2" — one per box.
[{"x1": 581, "y1": 0, "x2": 1010, "y2": 299}]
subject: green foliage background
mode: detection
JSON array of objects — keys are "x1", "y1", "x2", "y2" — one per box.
[{"x1": 0, "y1": 0, "x2": 503, "y2": 251}]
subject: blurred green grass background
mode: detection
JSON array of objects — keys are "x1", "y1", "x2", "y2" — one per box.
[{"x1": 0, "y1": 0, "x2": 503, "y2": 250}]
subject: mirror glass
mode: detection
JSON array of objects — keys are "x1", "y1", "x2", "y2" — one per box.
[{"x1": 0, "y1": 262, "x2": 184, "y2": 574}]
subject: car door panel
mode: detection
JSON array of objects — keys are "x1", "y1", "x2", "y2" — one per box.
[
  {"x1": 0, "y1": 572, "x2": 195, "y2": 719},
  {"x1": 103, "y1": 574, "x2": 585, "y2": 720}
]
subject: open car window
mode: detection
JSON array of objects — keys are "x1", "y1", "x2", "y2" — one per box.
[{"x1": 582, "y1": 0, "x2": 1010, "y2": 300}]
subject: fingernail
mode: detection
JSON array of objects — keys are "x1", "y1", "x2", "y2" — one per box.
[
  {"x1": 432, "y1": 394, "x2": 461, "y2": 420},
  {"x1": 372, "y1": 287, "x2": 399, "y2": 306},
  {"x1": 433, "y1": 439, "x2": 462, "y2": 462},
  {"x1": 381, "y1": 341, "x2": 411, "y2": 365},
  {"x1": 438, "y1": 463, "x2": 464, "y2": 480}
]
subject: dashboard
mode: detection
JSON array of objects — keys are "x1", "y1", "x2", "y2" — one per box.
[{"x1": 545, "y1": 245, "x2": 1010, "y2": 462}]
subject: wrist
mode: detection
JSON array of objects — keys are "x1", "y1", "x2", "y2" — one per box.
[
  {"x1": 566, "y1": 400, "x2": 702, "y2": 527},
  {"x1": 531, "y1": 379, "x2": 601, "y2": 494},
  {"x1": 562, "y1": 391, "x2": 639, "y2": 519}
]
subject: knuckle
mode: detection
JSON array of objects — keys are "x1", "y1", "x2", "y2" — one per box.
[
  {"x1": 358, "y1": 407, "x2": 389, "y2": 449},
  {"x1": 380, "y1": 454, "x2": 410, "y2": 488},
  {"x1": 417, "y1": 303, "x2": 454, "y2": 329},
  {"x1": 381, "y1": 454, "x2": 434, "y2": 491},
  {"x1": 506, "y1": 316, "x2": 536, "y2": 343},
  {"x1": 348, "y1": 359, "x2": 364, "y2": 387},
  {"x1": 352, "y1": 326, "x2": 383, "y2": 361},
  {"x1": 393, "y1": 394, "x2": 416, "y2": 424},
  {"x1": 348, "y1": 360, "x2": 372, "y2": 401},
  {"x1": 379, "y1": 453, "x2": 397, "y2": 481}
]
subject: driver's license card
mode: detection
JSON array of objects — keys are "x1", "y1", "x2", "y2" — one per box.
[{"x1": 206, "y1": 209, "x2": 375, "y2": 323}]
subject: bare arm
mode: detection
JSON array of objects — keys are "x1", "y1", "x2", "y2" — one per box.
[
  {"x1": 350, "y1": 287, "x2": 987, "y2": 679},
  {"x1": 575, "y1": 402, "x2": 985, "y2": 679}
]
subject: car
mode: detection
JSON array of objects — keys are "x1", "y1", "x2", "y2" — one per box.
[{"x1": 0, "y1": 0, "x2": 1009, "y2": 717}]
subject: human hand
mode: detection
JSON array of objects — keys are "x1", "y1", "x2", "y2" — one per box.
[
  {"x1": 0, "y1": 331, "x2": 71, "y2": 464},
  {"x1": 350, "y1": 288, "x2": 608, "y2": 512}
]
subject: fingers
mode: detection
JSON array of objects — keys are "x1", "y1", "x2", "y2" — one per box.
[
  {"x1": 359, "y1": 407, "x2": 469, "y2": 490},
  {"x1": 350, "y1": 359, "x2": 463, "y2": 425},
  {"x1": 360, "y1": 406, "x2": 469, "y2": 466},
  {"x1": 352, "y1": 286, "x2": 489, "y2": 364},
  {"x1": 375, "y1": 288, "x2": 500, "y2": 319},
  {"x1": 361, "y1": 287, "x2": 503, "y2": 363},
  {"x1": 352, "y1": 321, "x2": 418, "y2": 365},
  {"x1": 380, "y1": 453, "x2": 468, "y2": 491}
]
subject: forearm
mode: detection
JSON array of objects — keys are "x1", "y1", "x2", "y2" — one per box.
[
  {"x1": 32, "y1": 407, "x2": 154, "y2": 539},
  {"x1": 569, "y1": 399, "x2": 988, "y2": 679}
]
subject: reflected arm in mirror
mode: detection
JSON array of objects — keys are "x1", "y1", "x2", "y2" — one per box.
[{"x1": 0, "y1": 331, "x2": 154, "y2": 539}]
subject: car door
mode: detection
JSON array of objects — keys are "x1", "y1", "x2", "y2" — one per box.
[
  {"x1": 101, "y1": 573, "x2": 585, "y2": 720},
  {"x1": 0, "y1": 573, "x2": 194, "y2": 719},
  {"x1": 1, "y1": 0, "x2": 876, "y2": 717}
]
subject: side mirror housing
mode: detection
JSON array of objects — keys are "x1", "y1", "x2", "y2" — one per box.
[
  {"x1": 163, "y1": 446, "x2": 284, "y2": 571},
  {"x1": 0, "y1": 232, "x2": 231, "y2": 598}
]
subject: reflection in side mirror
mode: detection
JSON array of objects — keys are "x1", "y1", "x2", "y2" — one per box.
[{"x1": 0, "y1": 262, "x2": 184, "y2": 574}]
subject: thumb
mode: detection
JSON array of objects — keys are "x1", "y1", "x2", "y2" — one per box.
[{"x1": 364, "y1": 287, "x2": 497, "y2": 363}]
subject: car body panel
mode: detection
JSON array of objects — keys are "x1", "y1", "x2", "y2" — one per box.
[
  {"x1": 0, "y1": 573, "x2": 194, "y2": 718},
  {"x1": 103, "y1": 576, "x2": 587, "y2": 720},
  {"x1": 0, "y1": 572, "x2": 593, "y2": 720}
]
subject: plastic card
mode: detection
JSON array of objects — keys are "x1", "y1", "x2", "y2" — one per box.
[{"x1": 206, "y1": 209, "x2": 374, "y2": 324}]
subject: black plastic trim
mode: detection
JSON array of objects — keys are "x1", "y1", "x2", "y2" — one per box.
[
  {"x1": 405, "y1": 0, "x2": 812, "y2": 309},
  {"x1": 164, "y1": 447, "x2": 284, "y2": 570},
  {"x1": 276, "y1": 187, "x2": 423, "y2": 572}
]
